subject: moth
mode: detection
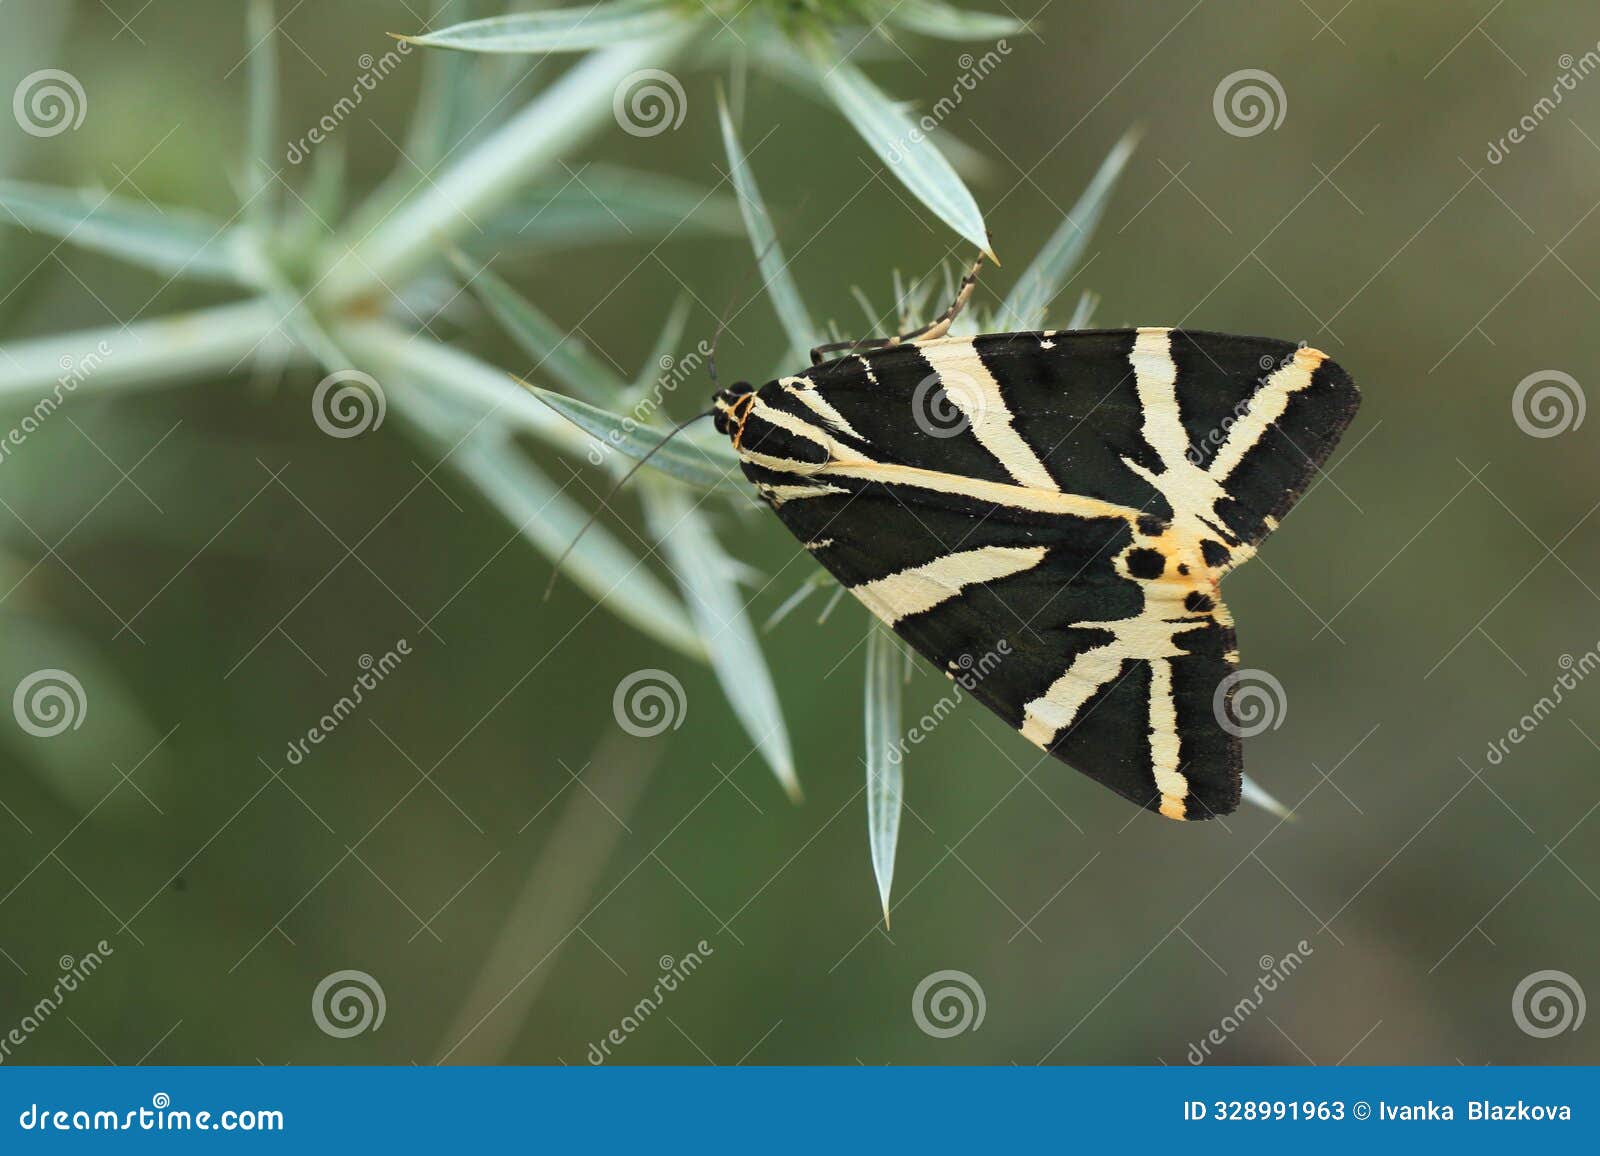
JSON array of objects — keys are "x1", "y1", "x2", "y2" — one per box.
[{"x1": 710, "y1": 257, "x2": 1359, "y2": 821}]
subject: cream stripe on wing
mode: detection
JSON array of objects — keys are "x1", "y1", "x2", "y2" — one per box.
[
  {"x1": 781, "y1": 377, "x2": 866, "y2": 442},
  {"x1": 1130, "y1": 327, "x2": 1190, "y2": 470},
  {"x1": 850, "y1": 545, "x2": 1048, "y2": 626},
  {"x1": 919, "y1": 341, "x2": 1060, "y2": 491},
  {"x1": 1148, "y1": 657, "x2": 1189, "y2": 820},
  {"x1": 1208, "y1": 346, "x2": 1327, "y2": 481}
]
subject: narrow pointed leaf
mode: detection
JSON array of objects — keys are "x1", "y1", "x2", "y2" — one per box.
[
  {"x1": 887, "y1": 0, "x2": 1025, "y2": 40},
  {"x1": 812, "y1": 56, "x2": 991, "y2": 256},
  {"x1": 453, "y1": 255, "x2": 626, "y2": 404},
  {"x1": 999, "y1": 129, "x2": 1138, "y2": 328},
  {"x1": 399, "y1": 1, "x2": 683, "y2": 54},
  {"x1": 522, "y1": 384, "x2": 744, "y2": 493},
  {"x1": 643, "y1": 482, "x2": 799, "y2": 800},
  {"x1": 0, "y1": 180, "x2": 244, "y2": 283},
  {"x1": 630, "y1": 295, "x2": 693, "y2": 397},
  {"x1": 1066, "y1": 289, "x2": 1099, "y2": 330},
  {"x1": 865, "y1": 623, "x2": 904, "y2": 923},
  {"x1": 246, "y1": 0, "x2": 278, "y2": 227},
  {"x1": 717, "y1": 94, "x2": 820, "y2": 355},
  {"x1": 1241, "y1": 774, "x2": 1295, "y2": 821}
]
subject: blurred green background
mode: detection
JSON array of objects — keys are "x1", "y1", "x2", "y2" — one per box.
[{"x1": 1, "y1": 0, "x2": 1598, "y2": 1065}]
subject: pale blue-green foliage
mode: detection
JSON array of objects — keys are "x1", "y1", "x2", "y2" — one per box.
[
  {"x1": 407, "y1": 0, "x2": 1024, "y2": 254},
  {"x1": 864, "y1": 623, "x2": 904, "y2": 925}
]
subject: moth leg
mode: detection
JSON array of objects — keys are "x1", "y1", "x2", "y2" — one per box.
[{"x1": 809, "y1": 252, "x2": 986, "y2": 366}]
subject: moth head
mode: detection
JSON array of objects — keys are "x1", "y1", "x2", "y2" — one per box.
[{"x1": 711, "y1": 381, "x2": 754, "y2": 437}]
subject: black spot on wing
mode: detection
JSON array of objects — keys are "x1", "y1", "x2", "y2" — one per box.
[
  {"x1": 968, "y1": 331, "x2": 1173, "y2": 518},
  {"x1": 1124, "y1": 548, "x2": 1166, "y2": 579}
]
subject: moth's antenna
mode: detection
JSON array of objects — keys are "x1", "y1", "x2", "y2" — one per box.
[
  {"x1": 708, "y1": 230, "x2": 783, "y2": 390},
  {"x1": 542, "y1": 408, "x2": 716, "y2": 600}
]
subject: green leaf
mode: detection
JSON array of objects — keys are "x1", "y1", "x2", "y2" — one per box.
[
  {"x1": 453, "y1": 254, "x2": 627, "y2": 404},
  {"x1": 450, "y1": 432, "x2": 705, "y2": 659},
  {"x1": 812, "y1": 56, "x2": 991, "y2": 257},
  {"x1": 644, "y1": 481, "x2": 799, "y2": 801},
  {"x1": 0, "y1": 180, "x2": 245, "y2": 283},
  {"x1": 717, "y1": 94, "x2": 821, "y2": 356},
  {"x1": 398, "y1": 1, "x2": 683, "y2": 54},
  {"x1": 472, "y1": 167, "x2": 741, "y2": 254},
  {"x1": 887, "y1": 0, "x2": 1025, "y2": 41},
  {"x1": 521, "y1": 383, "x2": 744, "y2": 494},
  {"x1": 864, "y1": 622, "x2": 904, "y2": 925},
  {"x1": 246, "y1": 0, "x2": 278, "y2": 228},
  {"x1": 1241, "y1": 774, "x2": 1295, "y2": 821},
  {"x1": 999, "y1": 129, "x2": 1139, "y2": 329},
  {"x1": 1066, "y1": 289, "x2": 1099, "y2": 330}
]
